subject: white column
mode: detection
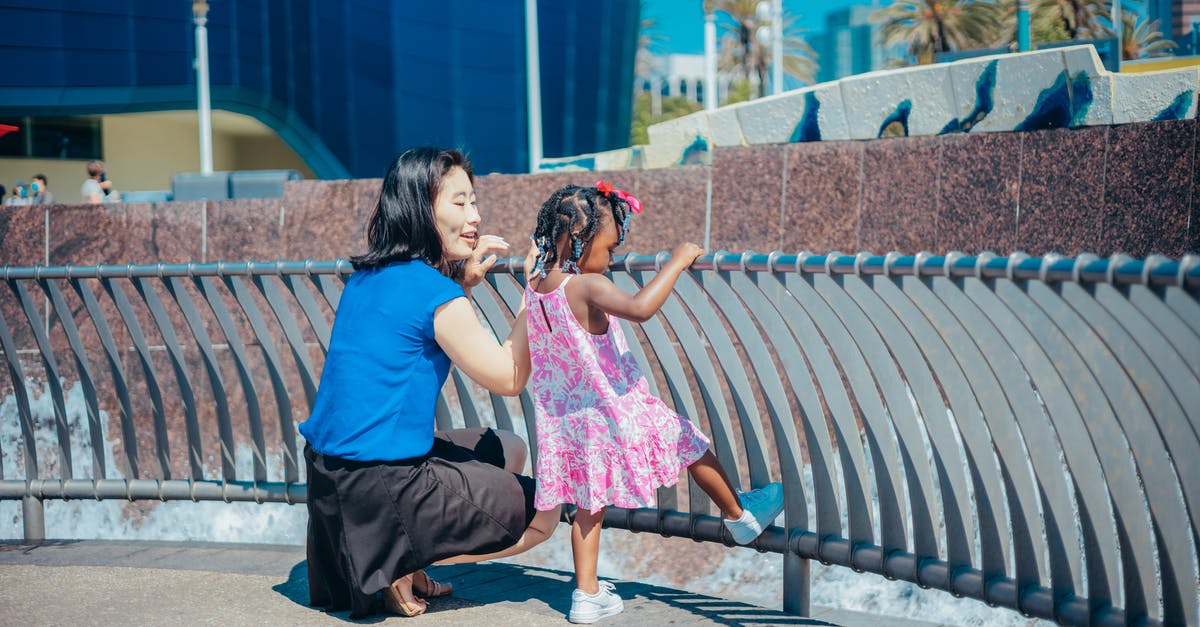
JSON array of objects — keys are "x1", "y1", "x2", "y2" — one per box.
[
  {"x1": 772, "y1": 0, "x2": 783, "y2": 94},
  {"x1": 193, "y1": 2, "x2": 214, "y2": 175},
  {"x1": 525, "y1": 0, "x2": 543, "y2": 172},
  {"x1": 1112, "y1": 0, "x2": 1123, "y2": 69},
  {"x1": 704, "y1": 12, "x2": 718, "y2": 110}
]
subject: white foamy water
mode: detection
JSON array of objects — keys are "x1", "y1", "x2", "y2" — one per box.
[{"x1": 1, "y1": 381, "x2": 1041, "y2": 625}]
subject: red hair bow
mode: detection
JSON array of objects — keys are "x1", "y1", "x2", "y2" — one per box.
[{"x1": 595, "y1": 180, "x2": 642, "y2": 214}]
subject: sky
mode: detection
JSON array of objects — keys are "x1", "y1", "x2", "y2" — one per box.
[
  {"x1": 641, "y1": 0, "x2": 1148, "y2": 56},
  {"x1": 641, "y1": 0, "x2": 885, "y2": 55}
]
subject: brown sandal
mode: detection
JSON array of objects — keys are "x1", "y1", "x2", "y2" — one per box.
[
  {"x1": 383, "y1": 574, "x2": 428, "y2": 617},
  {"x1": 412, "y1": 569, "x2": 453, "y2": 598}
]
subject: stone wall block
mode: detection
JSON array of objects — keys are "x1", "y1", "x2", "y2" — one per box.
[{"x1": 841, "y1": 64, "x2": 957, "y2": 140}]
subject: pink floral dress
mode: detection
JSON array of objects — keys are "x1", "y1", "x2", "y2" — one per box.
[{"x1": 525, "y1": 275, "x2": 711, "y2": 513}]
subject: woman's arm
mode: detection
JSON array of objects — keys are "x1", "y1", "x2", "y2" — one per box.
[
  {"x1": 434, "y1": 298, "x2": 530, "y2": 396},
  {"x1": 579, "y1": 242, "x2": 704, "y2": 323}
]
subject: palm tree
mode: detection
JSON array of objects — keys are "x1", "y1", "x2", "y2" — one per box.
[
  {"x1": 1044, "y1": 0, "x2": 1110, "y2": 39},
  {"x1": 1118, "y1": 12, "x2": 1177, "y2": 60},
  {"x1": 635, "y1": 3, "x2": 665, "y2": 80},
  {"x1": 704, "y1": 0, "x2": 818, "y2": 98},
  {"x1": 993, "y1": 0, "x2": 1073, "y2": 47},
  {"x1": 873, "y1": 0, "x2": 1003, "y2": 65}
]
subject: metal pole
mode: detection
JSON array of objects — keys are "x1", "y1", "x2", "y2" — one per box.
[
  {"x1": 771, "y1": 0, "x2": 783, "y2": 94},
  {"x1": 525, "y1": 0, "x2": 543, "y2": 173},
  {"x1": 23, "y1": 495, "x2": 45, "y2": 542},
  {"x1": 1017, "y1": 0, "x2": 1031, "y2": 51},
  {"x1": 193, "y1": 1, "x2": 214, "y2": 176},
  {"x1": 1112, "y1": 0, "x2": 1122, "y2": 70},
  {"x1": 783, "y1": 551, "x2": 810, "y2": 615},
  {"x1": 705, "y1": 12, "x2": 718, "y2": 110}
]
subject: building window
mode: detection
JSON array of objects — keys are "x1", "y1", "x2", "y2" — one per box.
[
  {"x1": 0, "y1": 117, "x2": 103, "y2": 160},
  {"x1": 679, "y1": 79, "x2": 689, "y2": 98},
  {"x1": 696, "y1": 80, "x2": 705, "y2": 105}
]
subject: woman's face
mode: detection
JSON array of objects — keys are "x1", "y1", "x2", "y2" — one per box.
[{"x1": 433, "y1": 166, "x2": 480, "y2": 261}]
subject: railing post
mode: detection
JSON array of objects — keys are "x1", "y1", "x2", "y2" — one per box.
[
  {"x1": 782, "y1": 552, "x2": 810, "y2": 615},
  {"x1": 23, "y1": 494, "x2": 45, "y2": 542}
]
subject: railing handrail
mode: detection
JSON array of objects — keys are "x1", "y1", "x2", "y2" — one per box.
[
  {"x1": 3, "y1": 251, "x2": 1197, "y2": 287},
  {"x1": 2, "y1": 251, "x2": 1197, "y2": 626}
]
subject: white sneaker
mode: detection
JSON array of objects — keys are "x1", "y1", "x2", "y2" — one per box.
[
  {"x1": 723, "y1": 482, "x2": 785, "y2": 545},
  {"x1": 568, "y1": 580, "x2": 623, "y2": 623}
]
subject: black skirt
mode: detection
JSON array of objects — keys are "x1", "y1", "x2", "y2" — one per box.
[{"x1": 305, "y1": 427, "x2": 537, "y2": 617}]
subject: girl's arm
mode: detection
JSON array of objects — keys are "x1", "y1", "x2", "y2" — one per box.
[
  {"x1": 434, "y1": 298, "x2": 531, "y2": 396},
  {"x1": 578, "y1": 242, "x2": 704, "y2": 323}
]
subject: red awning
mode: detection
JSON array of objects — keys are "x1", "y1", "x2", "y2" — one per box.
[{"x1": 0, "y1": 124, "x2": 18, "y2": 138}]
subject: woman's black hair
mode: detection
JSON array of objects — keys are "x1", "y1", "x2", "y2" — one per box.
[
  {"x1": 530, "y1": 184, "x2": 631, "y2": 277},
  {"x1": 350, "y1": 147, "x2": 473, "y2": 276}
]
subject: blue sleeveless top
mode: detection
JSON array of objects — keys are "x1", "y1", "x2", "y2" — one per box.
[{"x1": 300, "y1": 260, "x2": 464, "y2": 461}]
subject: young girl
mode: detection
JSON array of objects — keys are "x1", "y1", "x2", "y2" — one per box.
[{"x1": 525, "y1": 182, "x2": 785, "y2": 624}]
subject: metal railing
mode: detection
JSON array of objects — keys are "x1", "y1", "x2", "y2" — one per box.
[{"x1": 1, "y1": 252, "x2": 1198, "y2": 626}]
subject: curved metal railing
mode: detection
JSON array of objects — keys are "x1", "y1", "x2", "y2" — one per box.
[{"x1": 1, "y1": 252, "x2": 1197, "y2": 626}]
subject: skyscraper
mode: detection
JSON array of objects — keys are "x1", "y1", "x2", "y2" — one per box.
[
  {"x1": 808, "y1": 7, "x2": 885, "y2": 84},
  {"x1": 1148, "y1": 0, "x2": 1200, "y2": 38}
]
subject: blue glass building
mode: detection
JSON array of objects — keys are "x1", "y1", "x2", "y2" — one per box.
[{"x1": 0, "y1": 1, "x2": 639, "y2": 177}]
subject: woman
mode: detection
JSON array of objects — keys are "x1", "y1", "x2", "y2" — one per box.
[{"x1": 300, "y1": 147, "x2": 560, "y2": 618}]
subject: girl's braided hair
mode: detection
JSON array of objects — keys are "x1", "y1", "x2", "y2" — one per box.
[{"x1": 530, "y1": 184, "x2": 632, "y2": 277}]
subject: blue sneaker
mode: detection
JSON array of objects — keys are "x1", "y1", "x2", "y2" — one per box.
[
  {"x1": 723, "y1": 482, "x2": 785, "y2": 544},
  {"x1": 568, "y1": 580, "x2": 623, "y2": 623}
]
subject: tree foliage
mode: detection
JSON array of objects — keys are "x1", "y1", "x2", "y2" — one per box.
[
  {"x1": 873, "y1": 0, "x2": 1003, "y2": 64},
  {"x1": 705, "y1": 0, "x2": 819, "y2": 96},
  {"x1": 630, "y1": 92, "x2": 703, "y2": 145},
  {"x1": 1118, "y1": 11, "x2": 1177, "y2": 59}
]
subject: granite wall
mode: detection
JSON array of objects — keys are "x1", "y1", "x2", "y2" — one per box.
[{"x1": 2, "y1": 118, "x2": 1195, "y2": 266}]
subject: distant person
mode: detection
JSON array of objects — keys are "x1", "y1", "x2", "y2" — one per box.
[
  {"x1": 6, "y1": 180, "x2": 32, "y2": 206},
  {"x1": 30, "y1": 174, "x2": 54, "y2": 205},
  {"x1": 524, "y1": 182, "x2": 784, "y2": 623},
  {"x1": 81, "y1": 160, "x2": 119, "y2": 203}
]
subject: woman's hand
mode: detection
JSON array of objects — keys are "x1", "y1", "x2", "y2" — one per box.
[{"x1": 461, "y1": 235, "x2": 510, "y2": 290}]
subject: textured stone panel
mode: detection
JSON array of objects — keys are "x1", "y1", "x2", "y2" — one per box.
[
  {"x1": 0, "y1": 205, "x2": 45, "y2": 266},
  {"x1": 1062, "y1": 45, "x2": 1114, "y2": 127},
  {"x1": 47, "y1": 203, "x2": 128, "y2": 266},
  {"x1": 736, "y1": 83, "x2": 849, "y2": 144},
  {"x1": 937, "y1": 133, "x2": 1020, "y2": 255},
  {"x1": 709, "y1": 145, "x2": 785, "y2": 253},
  {"x1": 625, "y1": 166, "x2": 709, "y2": 255},
  {"x1": 281, "y1": 180, "x2": 369, "y2": 262},
  {"x1": 537, "y1": 147, "x2": 641, "y2": 173},
  {"x1": 708, "y1": 105, "x2": 746, "y2": 147},
  {"x1": 1191, "y1": 118, "x2": 1200, "y2": 254},
  {"x1": 1111, "y1": 69, "x2": 1200, "y2": 125},
  {"x1": 781, "y1": 141, "x2": 861, "y2": 254},
  {"x1": 1100, "y1": 120, "x2": 1194, "y2": 257},
  {"x1": 1018, "y1": 127, "x2": 1107, "y2": 256},
  {"x1": 841, "y1": 64, "x2": 957, "y2": 140},
  {"x1": 859, "y1": 136, "x2": 941, "y2": 254},
  {"x1": 123, "y1": 201, "x2": 205, "y2": 263},
  {"x1": 645, "y1": 110, "x2": 711, "y2": 169},
  {"x1": 206, "y1": 199, "x2": 284, "y2": 263},
  {"x1": 947, "y1": 49, "x2": 1070, "y2": 134}
]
